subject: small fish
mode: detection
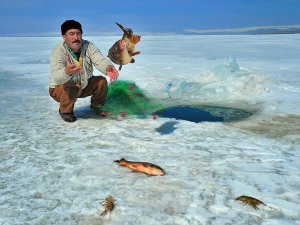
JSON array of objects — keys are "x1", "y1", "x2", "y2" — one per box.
[
  {"x1": 116, "y1": 22, "x2": 141, "y2": 57},
  {"x1": 235, "y1": 195, "x2": 266, "y2": 210},
  {"x1": 114, "y1": 158, "x2": 166, "y2": 176},
  {"x1": 108, "y1": 39, "x2": 134, "y2": 70},
  {"x1": 100, "y1": 195, "x2": 116, "y2": 216}
]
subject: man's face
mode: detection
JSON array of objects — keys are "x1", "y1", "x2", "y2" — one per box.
[{"x1": 63, "y1": 29, "x2": 83, "y2": 52}]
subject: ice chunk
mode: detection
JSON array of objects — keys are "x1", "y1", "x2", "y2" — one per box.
[
  {"x1": 227, "y1": 55, "x2": 240, "y2": 72},
  {"x1": 165, "y1": 57, "x2": 268, "y2": 104}
]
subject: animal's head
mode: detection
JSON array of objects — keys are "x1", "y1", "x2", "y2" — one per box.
[
  {"x1": 123, "y1": 34, "x2": 141, "y2": 45},
  {"x1": 116, "y1": 22, "x2": 141, "y2": 44},
  {"x1": 155, "y1": 168, "x2": 166, "y2": 176},
  {"x1": 131, "y1": 34, "x2": 141, "y2": 44}
]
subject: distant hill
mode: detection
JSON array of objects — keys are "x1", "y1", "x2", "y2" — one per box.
[{"x1": 182, "y1": 25, "x2": 300, "y2": 35}]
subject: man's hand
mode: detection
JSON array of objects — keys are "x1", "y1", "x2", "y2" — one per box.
[
  {"x1": 106, "y1": 65, "x2": 119, "y2": 82},
  {"x1": 65, "y1": 55, "x2": 83, "y2": 76}
]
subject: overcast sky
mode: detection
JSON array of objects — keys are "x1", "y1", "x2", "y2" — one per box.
[{"x1": 1, "y1": 0, "x2": 300, "y2": 36}]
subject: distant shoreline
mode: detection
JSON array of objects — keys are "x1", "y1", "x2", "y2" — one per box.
[
  {"x1": 1, "y1": 24, "x2": 300, "y2": 37},
  {"x1": 0, "y1": 33, "x2": 299, "y2": 37},
  {"x1": 181, "y1": 30, "x2": 300, "y2": 35},
  {"x1": 182, "y1": 24, "x2": 300, "y2": 35}
]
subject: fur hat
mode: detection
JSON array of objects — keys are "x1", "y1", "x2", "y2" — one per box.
[{"x1": 61, "y1": 20, "x2": 83, "y2": 35}]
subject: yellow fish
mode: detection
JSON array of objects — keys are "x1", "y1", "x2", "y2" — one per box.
[{"x1": 114, "y1": 158, "x2": 166, "y2": 176}]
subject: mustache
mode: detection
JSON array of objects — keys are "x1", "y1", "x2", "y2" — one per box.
[{"x1": 72, "y1": 40, "x2": 81, "y2": 44}]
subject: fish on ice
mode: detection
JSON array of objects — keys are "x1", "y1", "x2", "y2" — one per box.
[
  {"x1": 114, "y1": 158, "x2": 166, "y2": 176},
  {"x1": 235, "y1": 195, "x2": 267, "y2": 210}
]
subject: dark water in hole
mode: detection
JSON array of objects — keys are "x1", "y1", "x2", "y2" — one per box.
[{"x1": 154, "y1": 105, "x2": 254, "y2": 123}]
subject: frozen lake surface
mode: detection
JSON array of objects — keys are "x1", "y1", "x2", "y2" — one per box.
[{"x1": 0, "y1": 35, "x2": 299, "y2": 225}]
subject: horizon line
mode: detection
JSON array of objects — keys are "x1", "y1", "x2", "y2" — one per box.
[{"x1": 1, "y1": 24, "x2": 300, "y2": 37}]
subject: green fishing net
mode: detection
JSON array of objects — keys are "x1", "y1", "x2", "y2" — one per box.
[{"x1": 93, "y1": 80, "x2": 164, "y2": 117}]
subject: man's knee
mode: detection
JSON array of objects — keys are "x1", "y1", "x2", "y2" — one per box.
[
  {"x1": 93, "y1": 76, "x2": 108, "y2": 96},
  {"x1": 63, "y1": 83, "x2": 82, "y2": 100},
  {"x1": 49, "y1": 86, "x2": 62, "y2": 102},
  {"x1": 97, "y1": 76, "x2": 108, "y2": 89}
]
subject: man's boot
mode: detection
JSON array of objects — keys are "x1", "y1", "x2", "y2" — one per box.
[{"x1": 59, "y1": 109, "x2": 77, "y2": 122}]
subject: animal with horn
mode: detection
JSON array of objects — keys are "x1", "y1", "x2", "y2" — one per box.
[
  {"x1": 116, "y1": 22, "x2": 141, "y2": 56},
  {"x1": 108, "y1": 23, "x2": 141, "y2": 70}
]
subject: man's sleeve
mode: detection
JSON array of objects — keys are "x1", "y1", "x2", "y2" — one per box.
[
  {"x1": 50, "y1": 47, "x2": 72, "y2": 85},
  {"x1": 87, "y1": 42, "x2": 114, "y2": 75}
]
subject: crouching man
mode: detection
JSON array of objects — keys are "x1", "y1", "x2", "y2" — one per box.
[{"x1": 49, "y1": 20, "x2": 118, "y2": 122}]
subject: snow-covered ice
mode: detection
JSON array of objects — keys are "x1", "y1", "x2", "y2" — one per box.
[{"x1": 0, "y1": 35, "x2": 299, "y2": 224}]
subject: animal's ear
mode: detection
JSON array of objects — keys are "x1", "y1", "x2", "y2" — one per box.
[{"x1": 120, "y1": 158, "x2": 125, "y2": 161}]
